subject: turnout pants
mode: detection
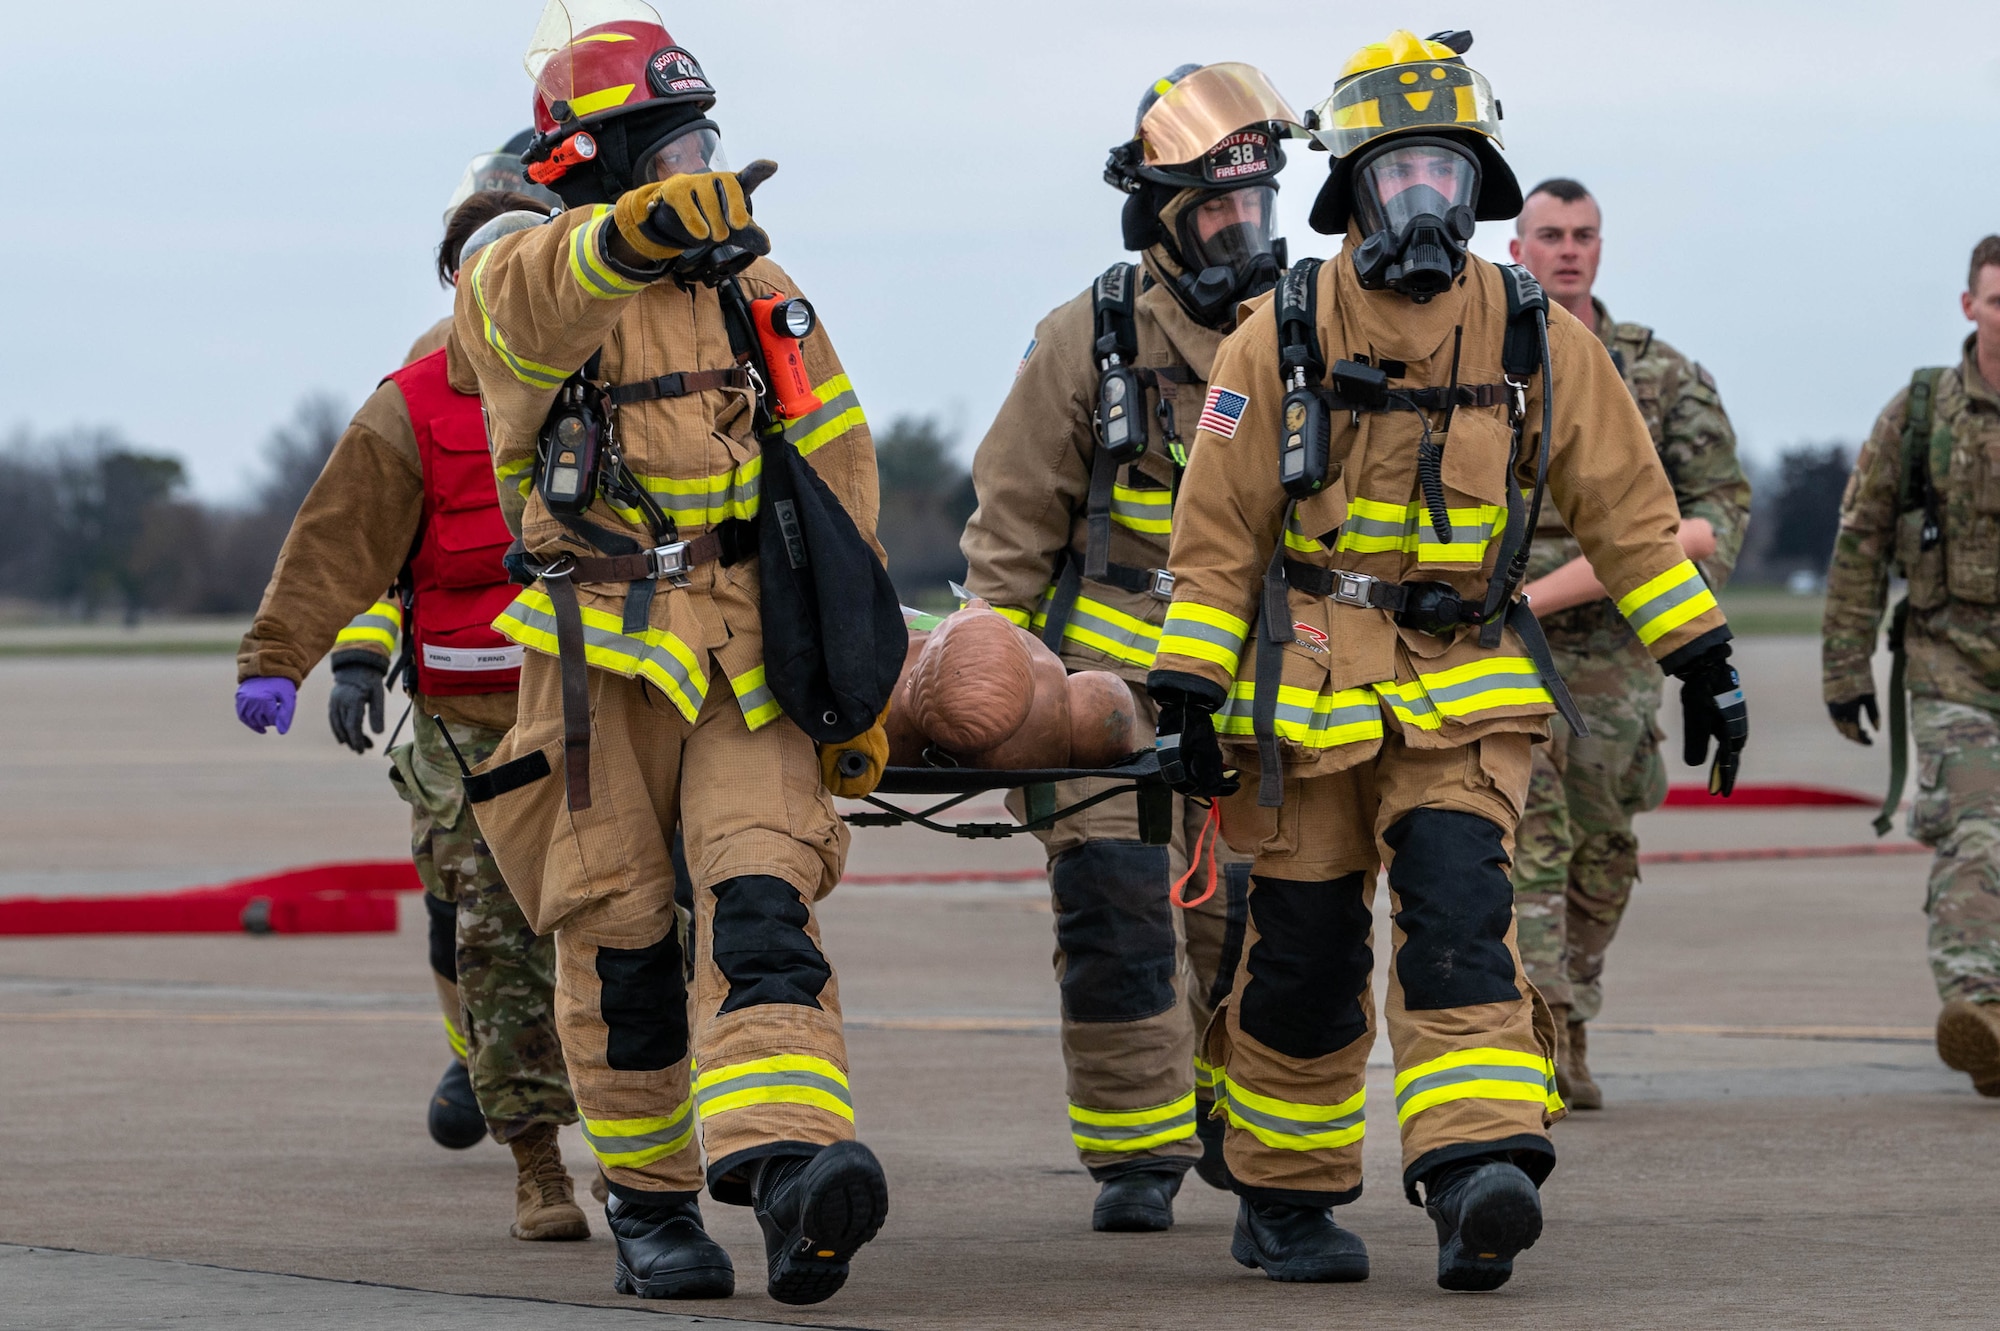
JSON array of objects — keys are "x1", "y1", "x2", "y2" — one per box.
[
  {"x1": 391, "y1": 716, "x2": 576, "y2": 1143},
  {"x1": 1214, "y1": 729, "x2": 1562, "y2": 1204},
  {"x1": 472, "y1": 653, "x2": 854, "y2": 1205},
  {"x1": 1508, "y1": 642, "x2": 1668, "y2": 1021},
  {"x1": 1006, "y1": 683, "x2": 1250, "y2": 1178}
]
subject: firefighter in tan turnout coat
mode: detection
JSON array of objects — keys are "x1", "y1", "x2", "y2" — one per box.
[{"x1": 1144, "y1": 31, "x2": 1748, "y2": 1294}]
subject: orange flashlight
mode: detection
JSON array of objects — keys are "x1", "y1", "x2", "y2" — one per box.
[{"x1": 750, "y1": 295, "x2": 823, "y2": 420}]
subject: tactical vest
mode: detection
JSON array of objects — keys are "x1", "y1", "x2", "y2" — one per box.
[
  {"x1": 387, "y1": 349, "x2": 524, "y2": 697},
  {"x1": 1894, "y1": 365, "x2": 2000, "y2": 610}
]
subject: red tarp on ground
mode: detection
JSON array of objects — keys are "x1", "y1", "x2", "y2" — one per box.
[
  {"x1": 0, "y1": 861, "x2": 420, "y2": 936},
  {"x1": 1663, "y1": 784, "x2": 1876, "y2": 808}
]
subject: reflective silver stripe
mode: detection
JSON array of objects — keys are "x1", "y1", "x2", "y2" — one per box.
[
  {"x1": 421, "y1": 644, "x2": 525, "y2": 672},
  {"x1": 1110, "y1": 486, "x2": 1172, "y2": 530},
  {"x1": 1068, "y1": 1105, "x2": 1197, "y2": 1141},
  {"x1": 1420, "y1": 659, "x2": 1545, "y2": 707},
  {"x1": 1226, "y1": 1095, "x2": 1365, "y2": 1139},
  {"x1": 1062, "y1": 600, "x2": 1161, "y2": 661},
  {"x1": 1215, "y1": 689, "x2": 1380, "y2": 744},
  {"x1": 579, "y1": 1103, "x2": 694, "y2": 1157},
  {"x1": 1159, "y1": 616, "x2": 1242, "y2": 654},
  {"x1": 692, "y1": 1069, "x2": 853, "y2": 1109},
  {"x1": 781, "y1": 383, "x2": 864, "y2": 452},
  {"x1": 1393, "y1": 1063, "x2": 1549, "y2": 1114},
  {"x1": 499, "y1": 596, "x2": 707, "y2": 709},
  {"x1": 1625, "y1": 569, "x2": 1711, "y2": 635}
]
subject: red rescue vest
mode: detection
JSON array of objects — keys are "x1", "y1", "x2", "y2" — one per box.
[{"x1": 385, "y1": 349, "x2": 522, "y2": 697}]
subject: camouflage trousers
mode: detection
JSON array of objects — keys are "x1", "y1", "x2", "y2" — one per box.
[
  {"x1": 390, "y1": 714, "x2": 577, "y2": 1142},
  {"x1": 1907, "y1": 698, "x2": 2000, "y2": 1005},
  {"x1": 1510, "y1": 634, "x2": 1669, "y2": 1021}
]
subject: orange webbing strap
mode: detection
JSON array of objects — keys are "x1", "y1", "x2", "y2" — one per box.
[{"x1": 1171, "y1": 799, "x2": 1224, "y2": 909}]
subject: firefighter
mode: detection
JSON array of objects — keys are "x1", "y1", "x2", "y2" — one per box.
[
  {"x1": 959, "y1": 62, "x2": 1300, "y2": 1227},
  {"x1": 234, "y1": 187, "x2": 587, "y2": 1241},
  {"x1": 1146, "y1": 30, "x2": 1748, "y2": 1291},
  {"x1": 449, "y1": 1, "x2": 887, "y2": 1306}
]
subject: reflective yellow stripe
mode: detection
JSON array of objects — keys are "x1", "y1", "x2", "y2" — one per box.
[
  {"x1": 441, "y1": 1015, "x2": 467, "y2": 1060},
  {"x1": 693, "y1": 1054, "x2": 854, "y2": 1123},
  {"x1": 493, "y1": 588, "x2": 709, "y2": 722},
  {"x1": 988, "y1": 605, "x2": 1032, "y2": 628},
  {"x1": 470, "y1": 243, "x2": 569, "y2": 391},
  {"x1": 1222, "y1": 1076, "x2": 1366, "y2": 1151},
  {"x1": 1413, "y1": 656, "x2": 1551, "y2": 718},
  {"x1": 1284, "y1": 508, "x2": 1327, "y2": 553},
  {"x1": 568, "y1": 206, "x2": 648, "y2": 300},
  {"x1": 1069, "y1": 1092, "x2": 1197, "y2": 1153},
  {"x1": 567, "y1": 83, "x2": 637, "y2": 118},
  {"x1": 1214, "y1": 681, "x2": 1383, "y2": 749},
  {"x1": 580, "y1": 1101, "x2": 696, "y2": 1169},
  {"x1": 1394, "y1": 1048, "x2": 1561, "y2": 1124},
  {"x1": 495, "y1": 456, "x2": 535, "y2": 499},
  {"x1": 781, "y1": 376, "x2": 866, "y2": 456},
  {"x1": 1333, "y1": 495, "x2": 1506, "y2": 563},
  {"x1": 1158, "y1": 602, "x2": 1248, "y2": 676},
  {"x1": 334, "y1": 600, "x2": 403, "y2": 652},
  {"x1": 1033, "y1": 592, "x2": 1160, "y2": 668},
  {"x1": 1109, "y1": 483, "x2": 1172, "y2": 535},
  {"x1": 729, "y1": 665, "x2": 782, "y2": 730},
  {"x1": 1617, "y1": 559, "x2": 1717, "y2": 646}
]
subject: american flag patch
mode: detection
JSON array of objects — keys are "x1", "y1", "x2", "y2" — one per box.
[{"x1": 1197, "y1": 386, "x2": 1249, "y2": 439}]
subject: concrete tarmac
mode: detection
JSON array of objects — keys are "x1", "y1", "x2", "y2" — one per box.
[{"x1": 2, "y1": 638, "x2": 1996, "y2": 1329}]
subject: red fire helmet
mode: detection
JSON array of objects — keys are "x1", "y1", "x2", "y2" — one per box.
[{"x1": 525, "y1": 0, "x2": 716, "y2": 138}]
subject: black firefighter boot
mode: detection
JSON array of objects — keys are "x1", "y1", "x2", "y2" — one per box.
[
  {"x1": 753, "y1": 1142, "x2": 890, "y2": 1305},
  {"x1": 1424, "y1": 1157, "x2": 1544, "y2": 1292},
  {"x1": 1231, "y1": 1199, "x2": 1370, "y2": 1282},
  {"x1": 427, "y1": 1060, "x2": 485, "y2": 1150},
  {"x1": 1193, "y1": 1112, "x2": 1233, "y2": 1190},
  {"x1": 1093, "y1": 1165, "x2": 1185, "y2": 1232},
  {"x1": 607, "y1": 1192, "x2": 735, "y2": 1299}
]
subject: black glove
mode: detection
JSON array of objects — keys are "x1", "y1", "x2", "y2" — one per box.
[
  {"x1": 328, "y1": 656, "x2": 388, "y2": 754},
  {"x1": 1828, "y1": 694, "x2": 1880, "y2": 746},
  {"x1": 1148, "y1": 672, "x2": 1238, "y2": 799},
  {"x1": 1667, "y1": 644, "x2": 1748, "y2": 797}
]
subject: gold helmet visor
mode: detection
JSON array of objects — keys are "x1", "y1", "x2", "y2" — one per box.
[
  {"x1": 1139, "y1": 62, "x2": 1303, "y2": 168},
  {"x1": 1309, "y1": 61, "x2": 1502, "y2": 160}
]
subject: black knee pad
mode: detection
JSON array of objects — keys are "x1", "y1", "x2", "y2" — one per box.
[
  {"x1": 424, "y1": 893, "x2": 457, "y2": 983},
  {"x1": 709, "y1": 874, "x2": 830, "y2": 1014},
  {"x1": 1050, "y1": 841, "x2": 1175, "y2": 1023},
  {"x1": 1238, "y1": 872, "x2": 1372, "y2": 1058},
  {"x1": 1383, "y1": 808, "x2": 1520, "y2": 1011},
  {"x1": 596, "y1": 930, "x2": 690, "y2": 1071}
]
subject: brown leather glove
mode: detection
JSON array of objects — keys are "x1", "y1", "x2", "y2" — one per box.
[
  {"x1": 612, "y1": 170, "x2": 761, "y2": 262},
  {"x1": 820, "y1": 706, "x2": 891, "y2": 798}
]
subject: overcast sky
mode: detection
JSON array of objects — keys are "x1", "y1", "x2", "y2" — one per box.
[{"x1": 3, "y1": 1, "x2": 1996, "y2": 500}]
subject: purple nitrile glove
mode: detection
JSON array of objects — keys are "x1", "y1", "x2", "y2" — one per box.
[{"x1": 235, "y1": 677, "x2": 297, "y2": 735}]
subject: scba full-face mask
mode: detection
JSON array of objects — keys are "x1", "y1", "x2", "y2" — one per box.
[
  {"x1": 1105, "y1": 62, "x2": 1303, "y2": 328},
  {"x1": 1163, "y1": 184, "x2": 1286, "y2": 323},
  {"x1": 1349, "y1": 137, "x2": 1480, "y2": 302}
]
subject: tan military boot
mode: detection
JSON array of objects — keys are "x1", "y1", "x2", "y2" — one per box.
[
  {"x1": 1565, "y1": 1020, "x2": 1603, "y2": 1111},
  {"x1": 509, "y1": 1124, "x2": 590, "y2": 1240},
  {"x1": 1935, "y1": 999, "x2": 2000, "y2": 1097}
]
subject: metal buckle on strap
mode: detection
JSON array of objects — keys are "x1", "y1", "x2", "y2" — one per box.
[
  {"x1": 1148, "y1": 568, "x2": 1176, "y2": 600},
  {"x1": 1329, "y1": 570, "x2": 1381, "y2": 609},
  {"x1": 645, "y1": 541, "x2": 693, "y2": 587}
]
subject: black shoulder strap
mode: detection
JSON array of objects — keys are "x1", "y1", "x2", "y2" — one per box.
[
  {"x1": 1499, "y1": 263, "x2": 1546, "y2": 381},
  {"x1": 1092, "y1": 262, "x2": 1140, "y2": 369},
  {"x1": 1275, "y1": 258, "x2": 1326, "y2": 390},
  {"x1": 1897, "y1": 367, "x2": 1946, "y2": 512}
]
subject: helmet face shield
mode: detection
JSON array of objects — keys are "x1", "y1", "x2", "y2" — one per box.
[
  {"x1": 636, "y1": 124, "x2": 727, "y2": 182},
  {"x1": 1139, "y1": 62, "x2": 1302, "y2": 171},
  {"x1": 444, "y1": 152, "x2": 562, "y2": 224},
  {"x1": 526, "y1": 0, "x2": 666, "y2": 111},
  {"x1": 1351, "y1": 142, "x2": 1478, "y2": 238},
  {"x1": 1311, "y1": 58, "x2": 1502, "y2": 160}
]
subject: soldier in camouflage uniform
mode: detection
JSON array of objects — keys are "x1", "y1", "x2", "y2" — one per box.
[
  {"x1": 1505, "y1": 179, "x2": 1752, "y2": 1108},
  {"x1": 235, "y1": 188, "x2": 588, "y2": 1240},
  {"x1": 1822, "y1": 235, "x2": 2000, "y2": 1095}
]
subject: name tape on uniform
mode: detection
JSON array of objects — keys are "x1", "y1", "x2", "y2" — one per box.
[{"x1": 423, "y1": 644, "x2": 525, "y2": 672}]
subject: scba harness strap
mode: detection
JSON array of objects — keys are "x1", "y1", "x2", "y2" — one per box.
[
  {"x1": 1039, "y1": 263, "x2": 1191, "y2": 656},
  {"x1": 1252, "y1": 258, "x2": 1580, "y2": 807}
]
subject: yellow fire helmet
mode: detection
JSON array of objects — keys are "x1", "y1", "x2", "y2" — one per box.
[{"x1": 1303, "y1": 29, "x2": 1522, "y2": 234}]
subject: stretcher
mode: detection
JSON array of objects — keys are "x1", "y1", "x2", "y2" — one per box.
[{"x1": 841, "y1": 751, "x2": 1172, "y2": 844}]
